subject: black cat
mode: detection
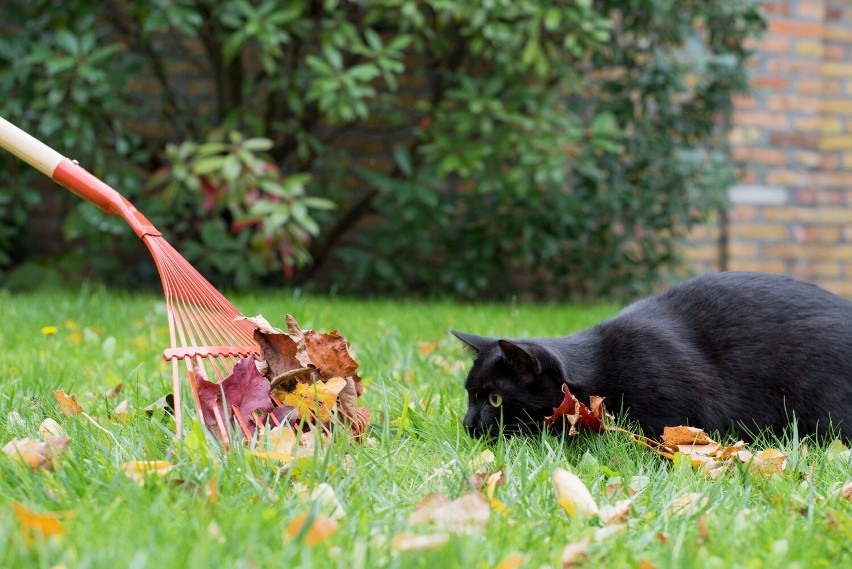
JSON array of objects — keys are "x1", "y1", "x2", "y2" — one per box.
[{"x1": 454, "y1": 271, "x2": 852, "y2": 440}]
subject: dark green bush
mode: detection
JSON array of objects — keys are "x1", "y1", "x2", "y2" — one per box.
[{"x1": 0, "y1": 0, "x2": 764, "y2": 298}]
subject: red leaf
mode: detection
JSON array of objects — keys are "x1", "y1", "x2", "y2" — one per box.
[
  {"x1": 197, "y1": 356, "x2": 272, "y2": 438},
  {"x1": 543, "y1": 385, "x2": 607, "y2": 433}
]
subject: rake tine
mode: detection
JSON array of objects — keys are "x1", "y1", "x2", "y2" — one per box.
[
  {"x1": 212, "y1": 405, "x2": 230, "y2": 448},
  {"x1": 232, "y1": 404, "x2": 253, "y2": 440}
]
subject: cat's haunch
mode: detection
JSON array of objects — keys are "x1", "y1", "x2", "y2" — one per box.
[{"x1": 455, "y1": 271, "x2": 852, "y2": 441}]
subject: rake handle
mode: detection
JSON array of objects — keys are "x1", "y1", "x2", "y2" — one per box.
[{"x1": 0, "y1": 116, "x2": 160, "y2": 238}]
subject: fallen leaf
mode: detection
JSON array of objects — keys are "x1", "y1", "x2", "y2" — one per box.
[
  {"x1": 471, "y1": 467, "x2": 504, "y2": 491},
  {"x1": 837, "y1": 482, "x2": 852, "y2": 500},
  {"x1": 280, "y1": 377, "x2": 347, "y2": 422},
  {"x1": 599, "y1": 498, "x2": 633, "y2": 525},
  {"x1": 544, "y1": 385, "x2": 608, "y2": 434},
  {"x1": 38, "y1": 418, "x2": 67, "y2": 439},
  {"x1": 662, "y1": 426, "x2": 712, "y2": 446},
  {"x1": 304, "y1": 328, "x2": 360, "y2": 385},
  {"x1": 494, "y1": 552, "x2": 524, "y2": 569},
  {"x1": 245, "y1": 314, "x2": 311, "y2": 391},
  {"x1": 669, "y1": 492, "x2": 708, "y2": 516},
  {"x1": 121, "y1": 460, "x2": 174, "y2": 485},
  {"x1": 418, "y1": 341, "x2": 439, "y2": 355},
  {"x1": 286, "y1": 512, "x2": 339, "y2": 546},
  {"x1": 197, "y1": 356, "x2": 273, "y2": 438},
  {"x1": 53, "y1": 390, "x2": 84, "y2": 415},
  {"x1": 552, "y1": 468, "x2": 599, "y2": 519},
  {"x1": 3, "y1": 436, "x2": 70, "y2": 470},
  {"x1": 389, "y1": 533, "x2": 450, "y2": 552},
  {"x1": 13, "y1": 503, "x2": 64, "y2": 539},
  {"x1": 749, "y1": 448, "x2": 787, "y2": 476},
  {"x1": 104, "y1": 383, "x2": 124, "y2": 399},
  {"x1": 112, "y1": 400, "x2": 131, "y2": 421},
  {"x1": 409, "y1": 492, "x2": 490, "y2": 534},
  {"x1": 307, "y1": 483, "x2": 346, "y2": 522},
  {"x1": 561, "y1": 537, "x2": 590, "y2": 568}
]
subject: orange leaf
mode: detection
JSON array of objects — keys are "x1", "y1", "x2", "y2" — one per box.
[
  {"x1": 13, "y1": 503, "x2": 64, "y2": 539},
  {"x1": 494, "y1": 552, "x2": 525, "y2": 569},
  {"x1": 286, "y1": 512, "x2": 339, "y2": 546},
  {"x1": 53, "y1": 390, "x2": 85, "y2": 415},
  {"x1": 662, "y1": 426, "x2": 713, "y2": 446}
]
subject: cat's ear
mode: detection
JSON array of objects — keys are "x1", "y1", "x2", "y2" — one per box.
[
  {"x1": 452, "y1": 331, "x2": 492, "y2": 356},
  {"x1": 498, "y1": 340, "x2": 542, "y2": 377}
]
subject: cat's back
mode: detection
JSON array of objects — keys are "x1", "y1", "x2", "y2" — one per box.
[{"x1": 620, "y1": 271, "x2": 852, "y2": 329}]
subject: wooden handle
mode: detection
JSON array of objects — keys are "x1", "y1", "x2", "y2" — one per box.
[
  {"x1": 0, "y1": 116, "x2": 65, "y2": 177},
  {"x1": 0, "y1": 115, "x2": 161, "y2": 238}
]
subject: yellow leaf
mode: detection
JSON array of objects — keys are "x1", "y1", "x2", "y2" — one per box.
[
  {"x1": 286, "y1": 512, "x2": 339, "y2": 546},
  {"x1": 121, "y1": 461, "x2": 173, "y2": 485},
  {"x1": 13, "y1": 503, "x2": 64, "y2": 539},
  {"x1": 53, "y1": 390, "x2": 85, "y2": 415},
  {"x1": 280, "y1": 377, "x2": 346, "y2": 422},
  {"x1": 552, "y1": 468, "x2": 599, "y2": 519}
]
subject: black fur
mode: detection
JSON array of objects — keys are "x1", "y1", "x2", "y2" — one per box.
[{"x1": 455, "y1": 272, "x2": 852, "y2": 440}]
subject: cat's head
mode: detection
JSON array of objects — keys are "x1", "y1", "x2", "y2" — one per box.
[{"x1": 452, "y1": 331, "x2": 565, "y2": 437}]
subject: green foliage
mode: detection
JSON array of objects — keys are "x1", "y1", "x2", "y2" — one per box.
[
  {"x1": 149, "y1": 130, "x2": 334, "y2": 286},
  {"x1": 0, "y1": 0, "x2": 764, "y2": 297}
]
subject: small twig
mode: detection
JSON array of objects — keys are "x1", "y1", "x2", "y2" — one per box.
[{"x1": 81, "y1": 412, "x2": 124, "y2": 452}]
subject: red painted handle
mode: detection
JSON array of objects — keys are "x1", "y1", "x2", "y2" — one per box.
[{"x1": 52, "y1": 159, "x2": 161, "y2": 238}]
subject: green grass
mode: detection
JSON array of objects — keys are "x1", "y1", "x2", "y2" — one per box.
[{"x1": 1, "y1": 286, "x2": 850, "y2": 568}]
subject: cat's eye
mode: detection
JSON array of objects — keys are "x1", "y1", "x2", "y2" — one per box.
[{"x1": 488, "y1": 393, "x2": 503, "y2": 407}]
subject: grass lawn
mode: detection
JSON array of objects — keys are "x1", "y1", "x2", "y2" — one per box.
[{"x1": 1, "y1": 286, "x2": 850, "y2": 568}]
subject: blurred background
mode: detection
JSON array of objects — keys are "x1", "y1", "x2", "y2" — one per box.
[{"x1": 0, "y1": 1, "x2": 846, "y2": 301}]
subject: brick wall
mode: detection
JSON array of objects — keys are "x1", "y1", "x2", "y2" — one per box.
[{"x1": 687, "y1": 0, "x2": 852, "y2": 296}]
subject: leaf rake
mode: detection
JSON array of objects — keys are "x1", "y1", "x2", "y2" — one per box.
[{"x1": 0, "y1": 116, "x2": 261, "y2": 435}]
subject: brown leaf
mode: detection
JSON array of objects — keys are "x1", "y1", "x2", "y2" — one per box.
[
  {"x1": 304, "y1": 328, "x2": 361, "y2": 387},
  {"x1": 53, "y1": 390, "x2": 84, "y2": 415},
  {"x1": 835, "y1": 482, "x2": 852, "y2": 500},
  {"x1": 3, "y1": 436, "x2": 70, "y2": 470},
  {"x1": 336, "y1": 376, "x2": 360, "y2": 423},
  {"x1": 470, "y1": 467, "x2": 505, "y2": 491},
  {"x1": 662, "y1": 426, "x2": 712, "y2": 446},
  {"x1": 245, "y1": 315, "x2": 312, "y2": 390},
  {"x1": 13, "y1": 503, "x2": 64, "y2": 539},
  {"x1": 286, "y1": 512, "x2": 339, "y2": 546},
  {"x1": 561, "y1": 537, "x2": 590, "y2": 568},
  {"x1": 104, "y1": 383, "x2": 124, "y2": 399},
  {"x1": 409, "y1": 492, "x2": 490, "y2": 534}
]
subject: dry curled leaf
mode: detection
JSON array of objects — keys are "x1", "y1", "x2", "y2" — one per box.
[
  {"x1": 409, "y1": 492, "x2": 490, "y2": 534},
  {"x1": 38, "y1": 418, "x2": 67, "y2": 439},
  {"x1": 280, "y1": 377, "x2": 346, "y2": 422},
  {"x1": 544, "y1": 386, "x2": 608, "y2": 434},
  {"x1": 669, "y1": 492, "x2": 708, "y2": 516},
  {"x1": 553, "y1": 468, "x2": 599, "y2": 519},
  {"x1": 3, "y1": 436, "x2": 70, "y2": 471},
  {"x1": 53, "y1": 390, "x2": 84, "y2": 415},
  {"x1": 662, "y1": 426, "x2": 712, "y2": 446},
  {"x1": 197, "y1": 356, "x2": 273, "y2": 439},
  {"x1": 599, "y1": 498, "x2": 633, "y2": 525}
]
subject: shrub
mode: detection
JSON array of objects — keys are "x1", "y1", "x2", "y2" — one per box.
[{"x1": 0, "y1": 0, "x2": 764, "y2": 298}]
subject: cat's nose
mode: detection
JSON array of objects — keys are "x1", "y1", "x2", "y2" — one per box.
[{"x1": 462, "y1": 409, "x2": 478, "y2": 435}]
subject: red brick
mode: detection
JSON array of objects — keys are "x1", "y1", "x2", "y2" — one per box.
[
  {"x1": 766, "y1": 58, "x2": 822, "y2": 74},
  {"x1": 739, "y1": 148, "x2": 788, "y2": 166},
  {"x1": 751, "y1": 75, "x2": 790, "y2": 90},
  {"x1": 766, "y1": 94, "x2": 821, "y2": 113},
  {"x1": 794, "y1": 78, "x2": 824, "y2": 94},
  {"x1": 794, "y1": 189, "x2": 845, "y2": 206},
  {"x1": 769, "y1": 132, "x2": 819, "y2": 148},
  {"x1": 733, "y1": 111, "x2": 790, "y2": 130},
  {"x1": 728, "y1": 224, "x2": 788, "y2": 240},
  {"x1": 825, "y1": 27, "x2": 852, "y2": 43},
  {"x1": 762, "y1": 2, "x2": 790, "y2": 17},
  {"x1": 793, "y1": 116, "x2": 822, "y2": 132},
  {"x1": 796, "y1": 1, "x2": 824, "y2": 19},
  {"x1": 790, "y1": 261, "x2": 840, "y2": 279},
  {"x1": 766, "y1": 169, "x2": 803, "y2": 185},
  {"x1": 825, "y1": 43, "x2": 846, "y2": 59},
  {"x1": 791, "y1": 225, "x2": 842, "y2": 243},
  {"x1": 826, "y1": 7, "x2": 844, "y2": 21},
  {"x1": 759, "y1": 36, "x2": 792, "y2": 53},
  {"x1": 728, "y1": 259, "x2": 786, "y2": 273},
  {"x1": 768, "y1": 19, "x2": 824, "y2": 38}
]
